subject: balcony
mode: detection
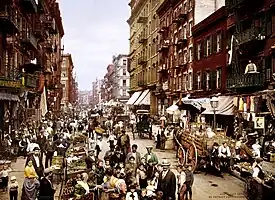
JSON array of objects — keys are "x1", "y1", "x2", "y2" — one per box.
[
  {"x1": 138, "y1": 57, "x2": 147, "y2": 65},
  {"x1": 158, "y1": 63, "x2": 168, "y2": 73},
  {"x1": 158, "y1": 40, "x2": 170, "y2": 52},
  {"x1": 34, "y1": 20, "x2": 47, "y2": 40},
  {"x1": 25, "y1": 73, "x2": 38, "y2": 88},
  {"x1": 44, "y1": 17, "x2": 57, "y2": 34},
  {"x1": 137, "y1": 16, "x2": 147, "y2": 23},
  {"x1": 21, "y1": 31, "x2": 38, "y2": 50},
  {"x1": 0, "y1": 5, "x2": 19, "y2": 34},
  {"x1": 235, "y1": 27, "x2": 265, "y2": 46},
  {"x1": 226, "y1": 73, "x2": 264, "y2": 90},
  {"x1": 158, "y1": 22, "x2": 169, "y2": 33},
  {"x1": 44, "y1": 41, "x2": 55, "y2": 53},
  {"x1": 138, "y1": 33, "x2": 147, "y2": 44},
  {"x1": 0, "y1": 77, "x2": 21, "y2": 88},
  {"x1": 20, "y1": 0, "x2": 38, "y2": 13},
  {"x1": 173, "y1": 9, "x2": 186, "y2": 24}
]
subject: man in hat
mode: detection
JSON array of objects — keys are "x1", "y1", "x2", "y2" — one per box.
[
  {"x1": 118, "y1": 130, "x2": 130, "y2": 157},
  {"x1": 144, "y1": 146, "x2": 158, "y2": 165},
  {"x1": 39, "y1": 167, "x2": 55, "y2": 200},
  {"x1": 157, "y1": 160, "x2": 176, "y2": 200},
  {"x1": 184, "y1": 164, "x2": 194, "y2": 200},
  {"x1": 126, "y1": 144, "x2": 141, "y2": 166},
  {"x1": 26, "y1": 147, "x2": 44, "y2": 178},
  {"x1": 104, "y1": 144, "x2": 116, "y2": 161}
]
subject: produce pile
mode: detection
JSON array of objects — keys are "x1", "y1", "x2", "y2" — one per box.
[
  {"x1": 68, "y1": 159, "x2": 86, "y2": 171},
  {"x1": 73, "y1": 134, "x2": 87, "y2": 143}
]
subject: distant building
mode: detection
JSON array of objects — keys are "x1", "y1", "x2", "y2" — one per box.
[
  {"x1": 61, "y1": 54, "x2": 76, "y2": 106},
  {"x1": 112, "y1": 54, "x2": 130, "y2": 103}
]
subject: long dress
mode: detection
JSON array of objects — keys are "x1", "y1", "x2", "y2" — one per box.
[{"x1": 21, "y1": 178, "x2": 40, "y2": 200}]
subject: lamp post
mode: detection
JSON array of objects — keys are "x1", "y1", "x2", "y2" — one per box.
[{"x1": 210, "y1": 96, "x2": 219, "y2": 131}]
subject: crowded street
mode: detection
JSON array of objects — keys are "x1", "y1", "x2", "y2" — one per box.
[
  {"x1": 1, "y1": 129, "x2": 247, "y2": 200},
  {"x1": 1, "y1": 0, "x2": 275, "y2": 200}
]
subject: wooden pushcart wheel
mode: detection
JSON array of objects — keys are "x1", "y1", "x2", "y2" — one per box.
[
  {"x1": 177, "y1": 147, "x2": 186, "y2": 165},
  {"x1": 186, "y1": 142, "x2": 198, "y2": 172}
]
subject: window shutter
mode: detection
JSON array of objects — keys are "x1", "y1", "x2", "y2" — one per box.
[
  {"x1": 193, "y1": 72, "x2": 198, "y2": 90},
  {"x1": 204, "y1": 39, "x2": 207, "y2": 57},
  {"x1": 211, "y1": 70, "x2": 217, "y2": 90},
  {"x1": 220, "y1": 31, "x2": 223, "y2": 51},
  {"x1": 213, "y1": 34, "x2": 217, "y2": 54},
  {"x1": 202, "y1": 71, "x2": 206, "y2": 90},
  {"x1": 210, "y1": 36, "x2": 213, "y2": 55},
  {"x1": 194, "y1": 43, "x2": 197, "y2": 61}
]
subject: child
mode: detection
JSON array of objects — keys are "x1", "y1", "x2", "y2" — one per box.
[
  {"x1": 136, "y1": 164, "x2": 147, "y2": 189},
  {"x1": 140, "y1": 188, "x2": 149, "y2": 200},
  {"x1": 104, "y1": 159, "x2": 111, "y2": 170},
  {"x1": 9, "y1": 176, "x2": 18, "y2": 200},
  {"x1": 126, "y1": 185, "x2": 138, "y2": 200},
  {"x1": 0, "y1": 165, "x2": 12, "y2": 191}
]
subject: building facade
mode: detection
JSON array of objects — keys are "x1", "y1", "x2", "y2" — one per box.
[
  {"x1": 128, "y1": 0, "x2": 162, "y2": 114},
  {"x1": 0, "y1": 0, "x2": 64, "y2": 132},
  {"x1": 155, "y1": 0, "x2": 225, "y2": 114},
  {"x1": 225, "y1": 0, "x2": 275, "y2": 94},
  {"x1": 61, "y1": 53, "x2": 75, "y2": 106},
  {"x1": 112, "y1": 54, "x2": 130, "y2": 103},
  {"x1": 192, "y1": 6, "x2": 227, "y2": 97}
]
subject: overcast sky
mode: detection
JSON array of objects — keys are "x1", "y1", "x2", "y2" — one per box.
[{"x1": 59, "y1": 0, "x2": 129, "y2": 90}]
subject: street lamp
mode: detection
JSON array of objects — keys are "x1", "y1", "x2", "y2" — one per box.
[{"x1": 210, "y1": 96, "x2": 219, "y2": 131}]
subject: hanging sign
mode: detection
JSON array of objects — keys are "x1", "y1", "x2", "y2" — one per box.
[{"x1": 254, "y1": 117, "x2": 265, "y2": 129}]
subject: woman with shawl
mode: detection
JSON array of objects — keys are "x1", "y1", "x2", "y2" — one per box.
[{"x1": 21, "y1": 161, "x2": 40, "y2": 200}]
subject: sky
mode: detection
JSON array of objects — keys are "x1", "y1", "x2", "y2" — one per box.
[{"x1": 59, "y1": 0, "x2": 130, "y2": 90}]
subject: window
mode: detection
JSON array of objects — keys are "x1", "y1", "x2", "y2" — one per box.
[
  {"x1": 123, "y1": 69, "x2": 126, "y2": 75},
  {"x1": 216, "y1": 67, "x2": 222, "y2": 89},
  {"x1": 189, "y1": 21, "x2": 192, "y2": 36},
  {"x1": 197, "y1": 72, "x2": 201, "y2": 90},
  {"x1": 217, "y1": 32, "x2": 222, "y2": 52},
  {"x1": 183, "y1": 25, "x2": 187, "y2": 38},
  {"x1": 123, "y1": 89, "x2": 127, "y2": 96},
  {"x1": 189, "y1": 47, "x2": 193, "y2": 62},
  {"x1": 189, "y1": 0, "x2": 192, "y2": 10},
  {"x1": 123, "y1": 79, "x2": 126, "y2": 86},
  {"x1": 188, "y1": 72, "x2": 192, "y2": 90},
  {"x1": 206, "y1": 71, "x2": 210, "y2": 90},
  {"x1": 123, "y1": 59, "x2": 127, "y2": 65},
  {"x1": 183, "y1": 74, "x2": 187, "y2": 91},
  {"x1": 206, "y1": 37, "x2": 211, "y2": 57},
  {"x1": 197, "y1": 43, "x2": 202, "y2": 60},
  {"x1": 184, "y1": 51, "x2": 187, "y2": 63}
]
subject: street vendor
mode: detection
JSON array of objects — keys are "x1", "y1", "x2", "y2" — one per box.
[
  {"x1": 252, "y1": 157, "x2": 265, "y2": 197},
  {"x1": 144, "y1": 146, "x2": 158, "y2": 165}
]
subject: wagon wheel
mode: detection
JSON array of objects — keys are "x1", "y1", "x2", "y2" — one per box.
[
  {"x1": 186, "y1": 142, "x2": 198, "y2": 172},
  {"x1": 177, "y1": 147, "x2": 186, "y2": 165}
]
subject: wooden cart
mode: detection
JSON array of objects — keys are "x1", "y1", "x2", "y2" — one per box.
[{"x1": 176, "y1": 129, "x2": 235, "y2": 171}]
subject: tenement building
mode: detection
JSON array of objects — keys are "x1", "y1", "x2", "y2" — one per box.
[
  {"x1": 127, "y1": 0, "x2": 162, "y2": 114},
  {"x1": 61, "y1": 53, "x2": 75, "y2": 107},
  {"x1": 155, "y1": 0, "x2": 225, "y2": 115},
  {"x1": 112, "y1": 54, "x2": 130, "y2": 104},
  {"x1": 0, "y1": 0, "x2": 64, "y2": 133}
]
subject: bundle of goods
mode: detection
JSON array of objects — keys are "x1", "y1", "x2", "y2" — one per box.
[
  {"x1": 68, "y1": 146, "x2": 86, "y2": 157},
  {"x1": 73, "y1": 134, "x2": 87, "y2": 144},
  {"x1": 62, "y1": 178, "x2": 76, "y2": 199}
]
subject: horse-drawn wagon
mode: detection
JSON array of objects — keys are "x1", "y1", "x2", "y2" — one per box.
[{"x1": 176, "y1": 128, "x2": 235, "y2": 171}]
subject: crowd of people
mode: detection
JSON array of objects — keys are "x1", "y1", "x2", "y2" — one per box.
[{"x1": 0, "y1": 112, "x2": 196, "y2": 200}]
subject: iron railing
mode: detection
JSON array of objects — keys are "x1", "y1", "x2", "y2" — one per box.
[{"x1": 226, "y1": 73, "x2": 264, "y2": 89}]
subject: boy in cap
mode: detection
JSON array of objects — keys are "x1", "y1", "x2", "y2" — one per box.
[
  {"x1": 9, "y1": 176, "x2": 18, "y2": 200},
  {"x1": 184, "y1": 164, "x2": 194, "y2": 200}
]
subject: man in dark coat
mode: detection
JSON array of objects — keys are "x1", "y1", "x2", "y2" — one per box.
[
  {"x1": 157, "y1": 160, "x2": 176, "y2": 200},
  {"x1": 38, "y1": 168, "x2": 55, "y2": 200},
  {"x1": 25, "y1": 147, "x2": 44, "y2": 178}
]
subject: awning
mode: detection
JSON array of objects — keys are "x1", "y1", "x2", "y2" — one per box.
[
  {"x1": 166, "y1": 104, "x2": 179, "y2": 114},
  {"x1": 126, "y1": 91, "x2": 142, "y2": 105},
  {"x1": 202, "y1": 96, "x2": 235, "y2": 115},
  {"x1": 0, "y1": 93, "x2": 20, "y2": 102},
  {"x1": 134, "y1": 89, "x2": 150, "y2": 105}
]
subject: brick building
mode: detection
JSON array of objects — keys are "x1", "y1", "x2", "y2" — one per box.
[
  {"x1": 192, "y1": 6, "x2": 227, "y2": 97},
  {"x1": 0, "y1": 0, "x2": 64, "y2": 131},
  {"x1": 61, "y1": 53, "x2": 75, "y2": 106},
  {"x1": 155, "y1": 0, "x2": 225, "y2": 114}
]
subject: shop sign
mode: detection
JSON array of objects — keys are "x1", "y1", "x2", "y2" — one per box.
[
  {"x1": 0, "y1": 79, "x2": 22, "y2": 88},
  {"x1": 254, "y1": 117, "x2": 265, "y2": 129}
]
